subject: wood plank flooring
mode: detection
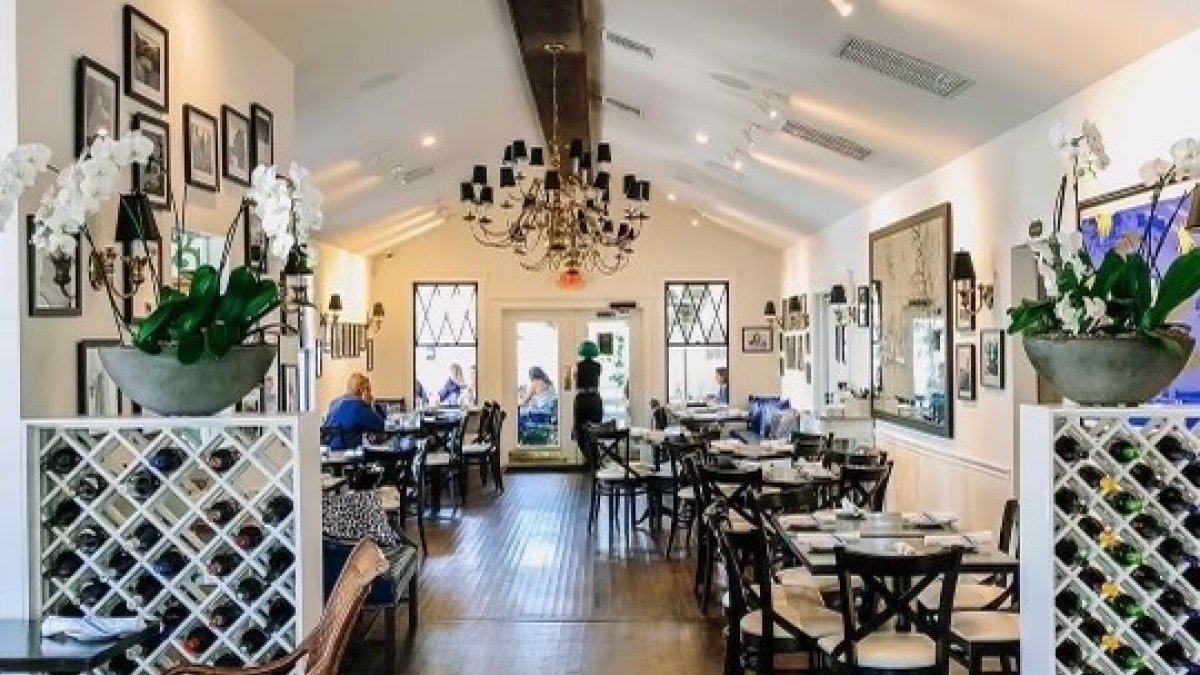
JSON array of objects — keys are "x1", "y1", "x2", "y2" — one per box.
[{"x1": 341, "y1": 473, "x2": 725, "y2": 674}]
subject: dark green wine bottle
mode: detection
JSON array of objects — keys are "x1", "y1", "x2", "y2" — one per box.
[
  {"x1": 1078, "y1": 464, "x2": 1107, "y2": 489},
  {"x1": 1078, "y1": 516, "x2": 1105, "y2": 538},
  {"x1": 1107, "y1": 439, "x2": 1141, "y2": 464},
  {"x1": 1129, "y1": 565, "x2": 1166, "y2": 591},
  {"x1": 1106, "y1": 592, "x2": 1144, "y2": 619},
  {"x1": 1130, "y1": 616, "x2": 1167, "y2": 645},
  {"x1": 1109, "y1": 645, "x2": 1144, "y2": 671},
  {"x1": 1158, "y1": 486, "x2": 1198, "y2": 515},
  {"x1": 1107, "y1": 542, "x2": 1144, "y2": 567},
  {"x1": 1129, "y1": 463, "x2": 1163, "y2": 490},
  {"x1": 1057, "y1": 436, "x2": 1089, "y2": 462},
  {"x1": 1056, "y1": 589, "x2": 1085, "y2": 616},
  {"x1": 1130, "y1": 513, "x2": 1167, "y2": 540},
  {"x1": 1106, "y1": 490, "x2": 1144, "y2": 515},
  {"x1": 1078, "y1": 617, "x2": 1107, "y2": 641},
  {"x1": 1079, "y1": 566, "x2": 1108, "y2": 593}
]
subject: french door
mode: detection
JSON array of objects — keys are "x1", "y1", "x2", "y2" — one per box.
[{"x1": 502, "y1": 309, "x2": 639, "y2": 467}]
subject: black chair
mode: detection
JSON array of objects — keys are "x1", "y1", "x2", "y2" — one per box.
[
  {"x1": 420, "y1": 418, "x2": 465, "y2": 516},
  {"x1": 360, "y1": 447, "x2": 428, "y2": 555},
  {"x1": 657, "y1": 439, "x2": 705, "y2": 558},
  {"x1": 585, "y1": 424, "x2": 649, "y2": 546},
  {"x1": 917, "y1": 498, "x2": 1019, "y2": 613},
  {"x1": 692, "y1": 463, "x2": 763, "y2": 613},
  {"x1": 462, "y1": 402, "x2": 503, "y2": 492},
  {"x1": 834, "y1": 461, "x2": 894, "y2": 511},
  {"x1": 818, "y1": 546, "x2": 964, "y2": 674},
  {"x1": 792, "y1": 432, "x2": 827, "y2": 463}
]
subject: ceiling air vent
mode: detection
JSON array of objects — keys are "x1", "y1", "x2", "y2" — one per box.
[
  {"x1": 390, "y1": 164, "x2": 436, "y2": 186},
  {"x1": 836, "y1": 34, "x2": 973, "y2": 99},
  {"x1": 710, "y1": 72, "x2": 753, "y2": 92},
  {"x1": 604, "y1": 29, "x2": 655, "y2": 60},
  {"x1": 782, "y1": 120, "x2": 873, "y2": 161},
  {"x1": 603, "y1": 96, "x2": 643, "y2": 118}
]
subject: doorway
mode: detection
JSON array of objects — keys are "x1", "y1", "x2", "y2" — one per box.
[{"x1": 503, "y1": 309, "x2": 640, "y2": 468}]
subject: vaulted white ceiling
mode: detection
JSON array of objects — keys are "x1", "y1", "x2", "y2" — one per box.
[{"x1": 223, "y1": 0, "x2": 1200, "y2": 251}]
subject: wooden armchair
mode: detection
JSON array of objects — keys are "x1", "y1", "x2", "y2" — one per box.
[{"x1": 163, "y1": 540, "x2": 390, "y2": 675}]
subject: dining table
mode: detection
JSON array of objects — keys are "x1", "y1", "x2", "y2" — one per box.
[{"x1": 0, "y1": 620, "x2": 158, "y2": 674}]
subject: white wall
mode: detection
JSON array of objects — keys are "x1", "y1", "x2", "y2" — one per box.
[
  {"x1": 15, "y1": 0, "x2": 295, "y2": 417},
  {"x1": 783, "y1": 27, "x2": 1200, "y2": 529},
  {"x1": 312, "y1": 241, "x2": 371, "y2": 408},
  {"x1": 368, "y1": 198, "x2": 785, "y2": 424}
]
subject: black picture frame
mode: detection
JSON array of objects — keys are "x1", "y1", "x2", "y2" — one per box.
[
  {"x1": 956, "y1": 343, "x2": 977, "y2": 401},
  {"x1": 240, "y1": 200, "x2": 269, "y2": 274},
  {"x1": 235, "y1": 383, "x2": 265, "y2": 414},
  {"x1": 131, "y1": 113, "x2": 170, "y2": 209},
  {"x1": 183, "y1": 105, "x2": 219, "y2": 192},
  {"x1": 27, "y1": 216, "x2": 82, "y2": 317},
  {"x1": 77, "y1": 339, "x2": 124, "y2": 415},
  {"x1": 955, "y1": 279, "x2": 977, "y2": 332},
  {"x1": 250, "y1": 103, "x2": 275, "y2": 168},
  {"x1": 980, "y1": 329, "x2": 1005, "y2": 389},
  {"x1": 123, "y1": 239, "x2": 164, "y2": 324},
  {"x1": 221, "y1": 105, "x2": 252, "y2": 187},
  {"x1": 75, "y1": 56, "x2": 120, "y2": 156},
  {"x1": 280, "y1": 363, "x2": 299, "y2": 412},
  {"x1": 366, "y1": 338, "x2": 376, "y2": 372},
  {"x1": 315, "y1": 339, "x2": 324, "y2": 379},
  {"x1": 123, "y1": 5, "x2": 169, "y2": 112},
  {"x1": 741, "y1": 326, "x2": 773, "y2": 353},
  {"x1": 856, "y1": 285, "x2": 871, "y2": 327}
]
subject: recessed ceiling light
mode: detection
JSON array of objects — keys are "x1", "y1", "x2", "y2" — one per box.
[
  {"x1": 695, "y1": 132, "x2": 710, "y2": 145},
  {"x1": 667, "y1": 192, "x2": 677, "y2": 202},
  {"x1": 421, "y1": 134, "x2": 438, "y2": 148},
  {"x1": 767, "y1": 109, "x2": 779, "y2": 120},
  {"x1": 732, "y1": 159, "x2": 744, "y2": 171},
  {"x1": 690, "y1": 218, "x2": 700, "y2": 227},
  {"x1": 828, "y1": 0, "x2": 853, "y2": 17}
]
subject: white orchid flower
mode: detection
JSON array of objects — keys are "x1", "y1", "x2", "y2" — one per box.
[
  {"x1": 1139, "y1": 158, "x2": 1172, "y2": 187},
  {"x1": 1082, "y1": 296, "x2": 1107, "y2": 327},
  {"x1": 1038, "y1": 261, "x2": 1059, "y2": 297},
  {"x1": 1055, "y1": 298, "x2": 1082, "y2": 333}
]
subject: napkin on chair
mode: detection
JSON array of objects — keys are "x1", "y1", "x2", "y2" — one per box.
[
  {"x1": 923, "y1": 531, "x2": 993, "y2": 550},
  {"x1": 792, "y1": 531, "x2": 862, "y2": 550},
  {"x1": 42, "y1": 616, "x2": 148, "y2": 642}
]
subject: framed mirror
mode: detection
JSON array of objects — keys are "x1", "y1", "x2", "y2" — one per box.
[{"x1": 869, "y1": 203, "x2": 954, "y2": 437}]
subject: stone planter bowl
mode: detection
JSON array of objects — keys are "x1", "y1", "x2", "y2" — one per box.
[
  {"x1": 1023, "y1": 332, "x2": 1195, "y2": 406},
  {"x1": 99, "y1": 344, "x2": 277, "y2": 416}
]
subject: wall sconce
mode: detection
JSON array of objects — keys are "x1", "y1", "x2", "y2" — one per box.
[
  {"x1": 323, "y1": 293, "x2": 343, "y2": 326},
  {"x1": 90, "y1": 193, "x2": 160, "y2": 296},
  {"x1": 829, "y1": 284, "x2": 856, "y2": 326},
  {"x1": 371, "y1": 302, "x2": 386, "y2": 333},
  {"x1": 951, "y1": 250, "x2": 995, "y2": 316},
  {"x1": 764, "y1": 295, "x2": 805, "y2": 330},
  {"x1": 318, "y1": 293, "x2": 381, "y2": 359}
]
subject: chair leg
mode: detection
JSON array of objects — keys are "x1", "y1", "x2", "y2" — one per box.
[
  {"x1": 666, "y1": 498, "x2": 680, "y2": 558},
  {"x1": 384, "y1": 607, "x2": 396, "y2": 674},
  {"x1": 588, "y1": 482, "x2": 599, "y2": 532},
  {"x1": 491, "y1": 453, "x2": 504, "y2": 493},
  {"x1": 407, "y1": 575, "x2": 419, "y2": 631}
]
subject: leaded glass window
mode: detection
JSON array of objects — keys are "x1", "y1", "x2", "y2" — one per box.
[
  {"x1": 413, "y1": 283, "x2": 478, "y2": 406},
  {"x1": 665, "y1": 282, "x2": 729, "y2": 403}
]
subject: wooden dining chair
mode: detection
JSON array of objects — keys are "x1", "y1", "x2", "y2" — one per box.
[
  {"x1": 657, "y1": 439, "x2": 706, "y2": 558},
  {"x1": 917, "y1": 498, "x2": 1019, "y2": 613},
  {"x1": 834, "y1": 462, "x2": 893, "y2": 511},
  {"x1": 586, "y1": 424, "x2": 649, "y2": 546},
  {"x1": 163, "y1": 541, "x2": 390, "y2": 675}
]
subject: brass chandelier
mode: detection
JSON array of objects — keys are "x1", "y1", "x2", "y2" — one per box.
[{"x1": 459, "y1": 43, "x2": 651, "y2": 277}]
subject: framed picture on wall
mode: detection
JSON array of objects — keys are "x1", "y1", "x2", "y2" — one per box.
[
  {"x1": 75, "y1": 56, "x2": 120, "y2": 156},
  {"x1": 184, "y1": 105, "x2": 219, "y2": 192},
  {"x1": 27, "y1": 216, "x2": 81, "y2": 317},
  {"x1": 250, "y1": 103, "x2": 275, "y2": 168},
  {"x1": 280, "y1": 363, "x2": 299, "y2": 412},
  {"x1": 221, "y1": 105, "x2": 252, "y2": 187},
  {"x1": 315, "y1": 339, "x2": 324, "y2": 378},
  {"x1": 856, "y1": 285, "x2": 871, "y2": 327},
  {"x1": 980, "y1": 329, "x2": 1005, "y2": 389},
  {"x1": 131, "y1": 113, "x2": 170, "y2": 209},
  {"x1": 236, "y1": 383, "x2": 264, "y2": 414},
  {"x1": 241, "y1": 208, "x2": 269, "y2": 274},
  {"x1": 77, "y1": 339, "x2": 124, "y2": 415},
  {"x1": 956, "y1": 343, "x2": 977, "y2": 401},
  {"x1": 123, "y1": 238, "x2": 164, "y2": 324},
  {"x1": 366, "y1": 338, "x2": 376, "y2": 372},
  {"x1": 123, "y1": 4, "x2": 169, "y2": 112},
  {"x1": 741, "y1": 326, "x2": 773, "y2": 353}
]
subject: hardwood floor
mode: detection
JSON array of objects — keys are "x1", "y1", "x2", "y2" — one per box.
[{"x1": 341, "y1": 472, "x2": 725, "y2": 674}]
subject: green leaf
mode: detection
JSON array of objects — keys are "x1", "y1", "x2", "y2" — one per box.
[
  {"x1": 176, "y1": 333, "x2": 206, "y2": 365},
  {"x1": 1148, "y1": 249, "x2": 1200, "y2": 329},
  {"x1": 204, "y1": 321, "x2": 238, "y2": 359},
  {"x1": 242, "y1": 279, "x2": 281, "y2": 327},
  {"x1": 1092, "y1": 251, "x2": 1128, "y2": 298}
]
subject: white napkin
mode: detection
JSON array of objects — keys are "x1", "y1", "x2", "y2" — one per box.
[
  {"x1": 835, "y1": 498, "x2": 864, "y2": 518},
  {"x1": 812, "y1": 510, "x2": 839, "y2": 523},
  {"x1": 924, "y1": 531, "x2": 993, "y2": 549},
  {"x1": 902, "y1": 511, "x2": 960, "y2": 526},
  {"x1": 42, "y1": 616, "x2": 148, "y2": 642},
  {"x1": 793, "y1": 531, "x2": 861, "y2": 550},
  {"x1": 710, "y1": 439, "x2": 740, "y2": 451},
  {"x1": 778, "y1": 514, "x2": 821, "y2": 530},
  {"x1": 629, "y1": 427, "x2": 650, "y2": 439},
  {"x1": 763, "y1": 439, "x2": 792, "y2": 450}
]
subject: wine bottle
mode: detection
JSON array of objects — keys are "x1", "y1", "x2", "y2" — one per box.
[
  {"x1": 1105, "y1": 490, "x2": 1144, "y2": 516},
  {"x1": 208, "y1": 602, "x2": 241, "y2": 629},
  {"x1": 1107, "y1": 439, "x2": 1142, "y2": 464},
  {"x1": 1158, "y1": 538, "x2": 1200, "y2": 568},
  {"x1": 151, "y1": 550, "x2": 187, "y2": 577},
  {"x1": 206, "y1": 500, "x2": 237, "y2": 525},
  {"x1": 240, "y1": 627, "x2": 268, "y2": 655},
  {"x1": 235, "y1": 577, "x2": 264, "y2": 603},
  {"x1": 108, "y1": 654, "x2": 137, "y2": 675},
  {"x1": 1188, "y1": 514, "x2": 1200, "y2": 538},
  {"x1": 1055, "y1": 487, "x2": 1085, "y2": 515},
  {"x1": 46, "y1": 447, "x2": 80, "y2": 475},
  {"x1": 79, "y1": 579, "x2": 110, "y2": 607},
  {"x1": 48, "y1": 500, "x2": 82, "y2": 529},
  {"x1": 1129, "y1": 463, "x2": 1164, "y2": 490},
  {"x1": 1078, "y1": 516, "x2": 1105, "y2": 538},
  {"x1": 1079, "y1": 566, "x2": 1108, "y2": 593},
  {"x1": 1057, "y1": 639, "x2": 1085, "y2": 668},
  {"x1": 75, "y1": 473, "x2": 106, "y2": 501},
  {"x1": 212, "y1": 654, "x2": 242, "y2": 668},
  {"x1": 129, "y1": 471, "x2": 161, "y2": 501},
  {"x1": 1130, "y1": 513, "x2": 1167, "y2": 541},
  {"x1": 47, "y1": 551, "x2": 83, "y2": 579},
  {"x1": 1130, "y1": 616, "x2": 1168, "y2": 645},
  {"x1": 1182, "y1": 463, "x2": 1200, "y2": 489},
  {"x1": 160, "y1": 603, "x2": 188, "y2": 631},
  {"x1": 234, "y1": 525, "x2": 263, "y2": 551},
  {"x1": 54, "y1": 602, "x2": 83, "y2": 618},
  {"x1": 1078, "y1": 616, "x2": 1107, "y2": 641},
  {"x1": 1109, "y1": 645, "x2": 1144, "y2": 671},
  {"x1": 1107, "y1": 591, "x2": 1143, "y2": 619},
  {"x1": 1057, "y1": 436, "x2": 1089, "y2": 463},
  {"x1": 1056, "y1": 539, "x2": 1087, "y2": 567},
  {"x1": 182, "y1": 627, "x2": 215, "y2": 655},
  {"x1": 262, "y1": 496, "x2": 294, "y2": 525},
  {"x1": 1159, "y1": 589, "x2": 1200, "y2": 619},
  {"x1": 1156, "y1": 435, "x2": 1196, "y2": 464},
  {"x1": 1130, "y1": 565, "x2": 1167, "y2": 591},
  {"x1": 265, "y1": 598, "x2": 294, "y2": 629},
  {"x1": 149, "y1": 447, "x2": 184, "y2": 474},
  {"x1": 106, "y1": 549, "x2": 137, "y2": 579},
  {"x1": 130, "y1": 573, "x2": 162, "y2": 605},
  {"x1": 130, "y1": 522, "x2": 159, "y2": 551},
  {"x1": 77, "y1": 526, "x2": 104, "y2": 555},
  {"x1": 207, "y1": 553, "x2": 240, "y2": 577},
  {"x1": 267, "y1": 548, "x2": 294, "y2": 576},
  {"x1": 1078, "y1": 464, "x2": 1107, "y2": 489},
  {"x1": 1158, "y1": 486, "x2": 1198, "y2": 515},
  {"x1": 1159, "y1": 641, "x2": 1199, "y2": 671},
  {"x1": 206, "y1": 448, "x2": 239, "y2": 473},
  {"x1": 1077, "y1": 519, "x2": 1144, "y2": 567}
]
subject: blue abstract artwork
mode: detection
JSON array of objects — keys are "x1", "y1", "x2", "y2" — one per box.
[{"x1": 1080, "y1": 192, "x2": 1200, "y2": 403}]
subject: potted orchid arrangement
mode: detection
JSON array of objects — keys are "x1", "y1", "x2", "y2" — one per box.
[
  {"x1": 0, "y1": 135, "x2": 323, "y2": 415},
  {"x1": 1007, "y1": 120, "x2": 1200, "y2": 405}
]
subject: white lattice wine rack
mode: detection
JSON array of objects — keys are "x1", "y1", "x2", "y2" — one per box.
[
  {"x1": 29, "y1": 417, "x2": 307, "y2": 674},
  {"x1": 1021, "y1": 406, "x2": 1200, "y2": 675}
]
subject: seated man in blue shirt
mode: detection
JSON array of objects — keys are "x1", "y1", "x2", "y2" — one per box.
[{"x1": 322, "y1": 373, "x2": 386, "y2": 450}]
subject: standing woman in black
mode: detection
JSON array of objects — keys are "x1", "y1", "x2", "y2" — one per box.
[{"x1": 574, "y1": 340, "x2": 605, "y2": 464}]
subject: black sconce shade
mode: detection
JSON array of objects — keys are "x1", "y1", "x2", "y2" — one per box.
[
  {"x1": 764, "y1": 301, "x2": 778, "y2": 317},
  {"x1": 471, "y1": 164, "x2": 488, "y2": 185},
  {"x1": 952, "y1": 250, "x2": 977, "y2": 281},
  {"x1": 327, "y1": 293, "x2": 344, "y2": 313},
  {"x1": 372, "y1": 302, "x2": 385, "y2": 318},
  {"x1": 530, "y1": 147, "x2": 545, "y2": 167},
  {"x1": 568, "y1": 139, "x2": 584, "y2": 159},
  {"x1": 500, "y1": 167, "x2": 516, "y2": 188},
  {"x1": 787, "y1": 295, "x2": 802, "y2": 313},
  {"x1": 480, "y1": 186, "x2": 495, "y2": 205},
  {"x1": 544, "y1": 170, "x2": 561, "y2": 191},
  {"x1": 459, "y1": 182, "x2": 475, "y2": 203},
  {"x1": 597, "y1": 142, "x2": 612, "y2": 163},
  {"x1": 829, "y1": 285, "x2": 848, "y2": 305}
]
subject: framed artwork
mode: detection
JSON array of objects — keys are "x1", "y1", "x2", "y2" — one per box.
[
  {"x1": 77, "y1": 339, "x2": 124, "y2": 415},
  {"x1": 980, "y1": 329, "x2": 1005, "y2": 389},
  {"x1": 955, "y1": 283, "x2": 977, "y2": 331},
  {"x1": 805, "y1": 362, "x2": 812, "y2": 385},
  {"x1": 366, "y1": 338, "x2": 376, "y2": 372},
  {"x1": 956, "y1": 343, "x2": 977, "y2": 401},
  {"x1": 183, "y1": 105, "x2": 219, "y2": 192},
  {"x1": 27, "y1": 216, "x2": 81, "y2": 317},
  {"x1": 742, "y1": 326, "x2": 773, "y2": 353},
  {"x1": 123, "y1": 5, "x2": 169, "y2": 111},
  {"x1": 130, "y1": 113, "x2": 170, "y2": 209},
  {"x1": 856, "y1": 285, "x2": 871, "y2": 327},
  {"x1": 250, "y1": 103, "x2": 275, "y2": 168},
  {"x1": 236, "y1": 384, "x2": 264, "y2": 414},
  {"x1": 280, "y1": 363, "x2": 299, "y2": 412},
  {"x1": 783, "y1": 334, "x2": 797, "y2": 370},
  {"x1": 75, "y1": 56, "x2": 120, "y2": 155},
  {"x1": 240, "y1": 208, "x2": 269, "y2": 274},
  {"x1": 221, "y1": 105, "x2": 252, "y2": 187},
  {"x1": 123, "y1": 239, "x2": 164, "y2": 324},
  {"x1": 869, "y1": 203, "x2": 954, "y2": 437},
  {"x1": 315, "y1": 339, "x2": 324, "y2": 378}
]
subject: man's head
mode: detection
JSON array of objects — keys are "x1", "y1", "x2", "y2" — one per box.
[{"x1": 347, "y1": 372, "x2": 372, "y2": 398}]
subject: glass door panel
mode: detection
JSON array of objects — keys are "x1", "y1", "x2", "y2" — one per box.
[
  {"x1": 588, "y1": 318, "x2": 631, "y2": 427},
  {"x1": 514, "y1": 320, "x2": 561, "y2": 450}
]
